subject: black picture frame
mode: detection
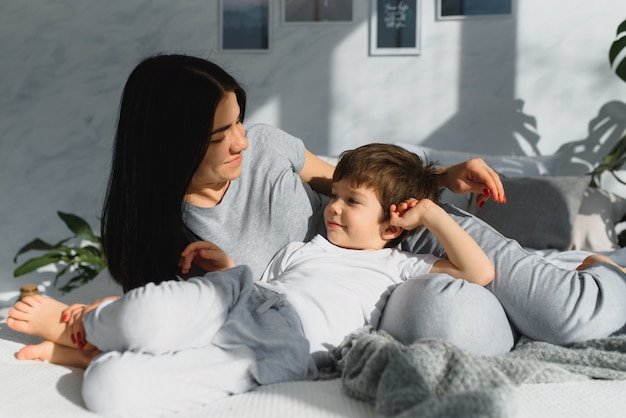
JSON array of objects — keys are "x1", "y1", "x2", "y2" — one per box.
[
  {"x1": 220, "y1": 0, "x2": 271, "y2": 52},
  {"x1": 283, "y1": 0, "x2": 354, "y2": 24},
  {"x1": 369, "y1": 0, "x2": 421, "y2": 56},
  {"x1": 437, "y1": 0, "x2": 513, "y2": 20}
]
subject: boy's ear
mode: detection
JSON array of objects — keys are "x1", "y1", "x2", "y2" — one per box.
[{"x1": 381, "y1": 223, "x2": 403, "y2": 241}]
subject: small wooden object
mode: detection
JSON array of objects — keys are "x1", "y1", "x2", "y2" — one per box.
[{"x1": 19, "y1": 284, "x2": 39, "y2": 300}]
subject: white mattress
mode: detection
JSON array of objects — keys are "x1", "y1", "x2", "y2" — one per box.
[{"x1": 2, "y1": 271, "x2": 626, "y2": 418}]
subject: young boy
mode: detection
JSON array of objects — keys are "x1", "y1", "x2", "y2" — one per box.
[
  {"x1": 180, "y1": 143, "x2": 496, "y2": 363},
  {"x1": 6, "y1": 143, "x2": 497, "y2": 416}
]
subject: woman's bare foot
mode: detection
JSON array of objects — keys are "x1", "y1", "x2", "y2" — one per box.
[
  {"x1": 6, "y1": 295, "x2": 74, "y2": 347},
  {"x1": 17, "y1": 340, "x2": 99, "y2": 369},
  {"x1": 577, "y1": 254, "x2": 626, "y2": 273}
]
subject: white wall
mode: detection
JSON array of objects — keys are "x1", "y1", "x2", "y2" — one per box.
[{"x1": 1, "y1": 0, "x2": 625, "y2": 303}]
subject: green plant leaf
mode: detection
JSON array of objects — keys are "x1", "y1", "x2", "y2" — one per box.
[
  {"x1": 73, "y1": 247, "x2": 107, "y2": 269},
  {"x1": 13, "y1": 237, "x2": 70, "y2": 262},
  {"x1": 589, "y1": 133, "x2": 626, "y2": 188},
  {"x1": 79, "y1": 244, "x2": 106, "y2": 258},
  {"x1": 53, "y1": 264, "x2": 71, "y2": 287},
  {"x1": 58, "y1": 266, "x2": 101, "y2": 293},
  {"x1": 609, "y1": 19, "x2": 626, "y2": 83},
  {"x1": 13, "y1": 252, "x2": 65, "y2": 276},
  {"x1": 58, "y1": 211, "x2": 99, "y2": 242},
  {"x1": 14, "y1": 212, "x2": 105, "y2": 292},
  {"x1": 609, "y1": 170, "x2": 626, "y2": 186}
]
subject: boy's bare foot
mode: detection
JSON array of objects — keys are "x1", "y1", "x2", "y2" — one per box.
[
  {"x1": 17, "y1": 340, "x2": 99, "y2": 369},
  {"x1": 577, "y1": 254, "x2": 626, "y2": 273},
  {"x1": 6, "y1": 295, "x2": 74, "y2": 347}
]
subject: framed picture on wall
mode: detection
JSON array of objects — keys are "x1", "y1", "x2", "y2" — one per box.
[
  {"x1": 369, "y1": 0, "x2": 421, "y2": 56},
  {"x1": 220, "y1": 0, "x2": 271, "y2": 52},
  {"x1": 437, "y1": 0, "x2": 512, "y2": 20},
  {"x1": 283, "y1": 0, "x2": 353, "y2": 24}
]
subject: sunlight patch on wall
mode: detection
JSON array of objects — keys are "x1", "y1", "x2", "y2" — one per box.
[
  {"x1": 328, "y1": 2, "x2": 463, "y2": 155},
  {"x1": 246, "y1": 96, "x2": 281, "y2": 128}
]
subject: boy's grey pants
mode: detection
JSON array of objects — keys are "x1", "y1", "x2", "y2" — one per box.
[{"x1": 385, "y1": 204, "x2": 626, "y2": 356}]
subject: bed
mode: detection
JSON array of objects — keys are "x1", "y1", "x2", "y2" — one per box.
[{"x1": 3, "y1": 147, "x2": 626, "y2": 418}]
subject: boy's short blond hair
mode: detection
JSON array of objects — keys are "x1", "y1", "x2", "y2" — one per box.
[{"x1": 333, "y1": 143, "x2": 441, "y2": 247}]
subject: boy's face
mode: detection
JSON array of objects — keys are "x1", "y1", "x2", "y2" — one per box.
[{"x1": 324, "y1": 180, "x2": 390, "y2": 250}]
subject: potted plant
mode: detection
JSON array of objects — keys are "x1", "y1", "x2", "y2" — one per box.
[
  {"x1": 589, "y1": 18, "x2": 626, "y2": 187},
  {"x1": 13, "y1": 211, "x2": 106, "y2": 293}
]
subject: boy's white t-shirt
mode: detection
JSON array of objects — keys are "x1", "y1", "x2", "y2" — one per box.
[{"x1": 258, "y1": 234, "x2": 439, "y2": 355}]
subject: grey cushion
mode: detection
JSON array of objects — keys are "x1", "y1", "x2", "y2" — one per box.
[
  {"x1": 394, "y1": 143, "x2": 565, "y2": 211},
  {"x1": 468, "y1": 176, "x2": 590, "y2": 250}
]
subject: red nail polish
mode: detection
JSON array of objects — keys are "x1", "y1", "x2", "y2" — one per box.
[
  {"x1": 484, "y1": 189, "x2": 491, "y2": 196},
  {"x1": 61, "y1": 313, "x2": 68, "y2": 323},
  {"x1": 479, "y1": 201, "x2": 485, "y2": 208}
]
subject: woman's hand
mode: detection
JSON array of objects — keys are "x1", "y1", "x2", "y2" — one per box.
[
  {"x1": 61, "y1": 296, "x2": 120, "y2": 350},
  {"x1": 179, "y1": 241, "x2": 236, "y2": 274},
  {"x1": 437, "y1": 158, "x2": 506, "y2": 207}
]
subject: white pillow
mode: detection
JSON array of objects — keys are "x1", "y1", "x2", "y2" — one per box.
[
  {"x1": 394, "y1": 144, "x2": 564, "y2": 210},
  {"x1": 394, "y1": 143, "x2": 563, "y2": 177},
  {"x1": 570, "y1": 187, "x2": 626, "y2": 251}
]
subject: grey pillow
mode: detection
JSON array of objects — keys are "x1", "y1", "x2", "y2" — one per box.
[{"x1": 468, "y1": 176, "x2": 590, "y2": 250}]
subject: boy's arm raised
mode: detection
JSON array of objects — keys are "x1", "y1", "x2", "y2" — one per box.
[{"x1": 390, "y1": 199, "x2": 494, "y2": 286}]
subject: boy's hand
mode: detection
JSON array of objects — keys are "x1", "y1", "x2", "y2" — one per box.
[
  {"x1": 390, "y1": 198, "x2": 436, "y2": 230},
  {"x1": 179, "y1": 241, "x2": 235, "y2": 274},
  {"x1": 390, "y1": 198, "x2": 418, "y2": 216}
]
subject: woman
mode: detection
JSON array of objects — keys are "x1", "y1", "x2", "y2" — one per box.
[
  {"x1": 87, "y1": 54, "x2": 626, "y2": 352},
  {"x1": 102, "y1": 54, "x2": 504, "y2": 293},
  {"x1": 100, "y1": 54, "x2": 514, "y2": 355},
  {"x1": 95, "y1": 53, "x2": 513, "y2": 356}
]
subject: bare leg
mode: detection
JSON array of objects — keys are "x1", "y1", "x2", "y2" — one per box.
[
  {"x1": 577, "y1": 254, "x2": 626, "y2": 273},
  {"x1": 16, "y1": 340, "x2": 99, "y2": 369},
  {"x1": 6, "y1": 295, "x2": 74, "y2": 347}
]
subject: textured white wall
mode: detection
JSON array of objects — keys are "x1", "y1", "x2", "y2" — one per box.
[{"x1": 1, "y1": 0, "x2": 625, "y2": 302}]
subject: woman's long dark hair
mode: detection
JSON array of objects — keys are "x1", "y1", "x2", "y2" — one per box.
[{"x1": 102, "y1": 54, "x2": 246, "y2": 292}]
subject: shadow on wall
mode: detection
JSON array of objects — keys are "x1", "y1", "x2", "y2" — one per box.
[
  {"x1": 271, "y1": 2, "x2": 358, "y2": 155},
  {"x1": 424, "y1": 96, "x2": 626, "y2": 175},
  {"x1": 421, "y1": 2, "x2": 523, "y2": 155},
  {"x1": 417, "y1": 1, "x2": 625, "y2": 172},
  {"x1": 272, "y1": 1, "x2": 622, "y2": 168},
  {"x1": 556, "y1": 101, "x2": 626, "y2": 176}
]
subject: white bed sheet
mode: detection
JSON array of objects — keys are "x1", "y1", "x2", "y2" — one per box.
[{"x1": 2, "y1": 267, "x2": 626, "y2": 418}]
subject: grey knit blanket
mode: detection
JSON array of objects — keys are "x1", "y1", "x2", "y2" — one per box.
[{"x1": 322, "y1": 327, "x2": 626, "y2": 418}]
